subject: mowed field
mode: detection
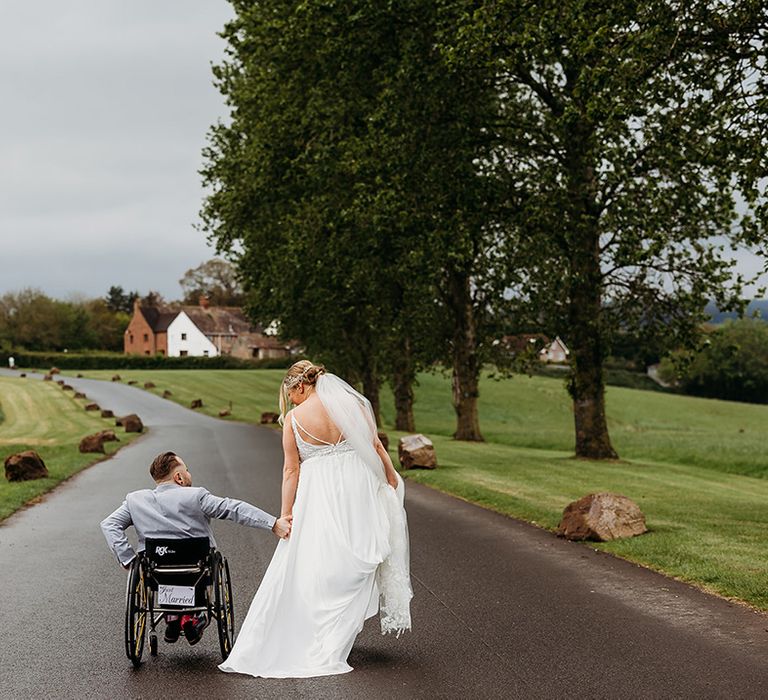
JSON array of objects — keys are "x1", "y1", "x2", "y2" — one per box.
[
  {"x1": 0, "y1": 376, "x2": 139, "y2": 520},
  {"x1": 76, "y1": 368, "x2": 768, "y2": 608}
]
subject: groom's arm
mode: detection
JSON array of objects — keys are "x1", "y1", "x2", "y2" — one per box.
[
  {"x1": 100, "y1": 501, "x2": 137, "y2": 567},
  {"x1": 198, "y1": 489, "x2": 277, "y2": 531}
]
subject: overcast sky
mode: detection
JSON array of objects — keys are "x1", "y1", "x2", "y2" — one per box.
[
  {"x1": 0, "y1": 1, "x2": 234, "y2": 301},
  {"x1": 0, "y1": 2, "x2": 765, "y2": 302}
]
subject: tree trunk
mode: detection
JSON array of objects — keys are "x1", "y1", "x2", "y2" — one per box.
[
  {"x1": 565, "y1": 117, "x2": 618, "y2": 460},
  {"x1": 447, "y1": 269, "x2": 484, "y2": 441},
  {"x1": 392, "y1": 337, "x2": 416, "y2": 432},
  {"x1": 567, "y1": 280, "x2": 618, "y2": 459},
  {"x1": 362, "y1": 366, "x2": 382, "y2": 428}
]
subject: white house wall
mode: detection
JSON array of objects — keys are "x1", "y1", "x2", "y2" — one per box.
[{"x1": 166, "y1": 312, "x2": 219, "y2": 357}]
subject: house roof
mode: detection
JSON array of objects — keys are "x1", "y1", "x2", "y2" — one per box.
[
  {"x1": 138, "y1": 306, "x2": 179, "y2": 333},
  {"x1": 181, "y1": 306, "x2": 257, "y2": 335}
]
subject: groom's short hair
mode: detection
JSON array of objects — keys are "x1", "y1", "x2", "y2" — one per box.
[{"x1": 150, "y1": 451, "x2": 180, "y2": 481}]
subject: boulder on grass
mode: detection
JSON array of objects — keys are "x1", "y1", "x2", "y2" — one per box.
[
  {"x1": 20, "y1": 373, "x2": 26, "y2": 378},
  {"x1": 101, "y1": 409, "x2": 114, "y2": 418},
  {"x1": 127, "y1": 380, "x2": 137, "y2": 386},
  {"x1": 144, "y1": 382, "x2": 156, "y2": 389},
  {"x1": 111, "y1": 374, "x2": 121, "y2": 382},
  {"x1": 79, "y1": 433, "x2": 105, "y2": 453},
  {"x1": 100, "y1": 429, "x2": 119, "y2": 442},
  {"x1": 398, "y1": 434, "x2": 437, "y2": 469},
  {"x1": 190, "y1": 399, "x2": 203, "y2": 409},
  {"x1": 4, "y1": 450, "x2": 49, "y2": 482},
  {"x1": 56, "y1": 380, "x2": 65, "y2": 386},
  {"x1": 62, "y1": 384, "x2": 73, "y2": 391},
  {"x1": 76, "y1": 373, "x2": 83, "y2": 378},
  {"x1": 162, "y1": 390, "x2": 172, "y2": 398},
  {"x1": 219, "y1": 409, "x2": 231, "y2": 417},
  {"x1": 377, "y1": 431, "x2": 389, "y2": 451},
  {"x1": 79, "y1": 429, "x2": 121, "y2": 454},
  {"x1": 50, "y1": 367, "x2": 60, "y2": 375},
  {"x1": 557, "y1": 493, "x2": 648, "y2": 542},
  {"x1": 84, "y1": 403, "x2": 100, "y2": 411},
  {"x1": 120, "y1": 414, "x2": 144, "y2": 433},
  {"x1": 74, "y1": 392, "x2": 86, "y2": 399},
  {"x1": 260, "y1": 412, "x2": 280, "y2": 424},
  {"x1": 43, "y1": 374, "x2": 53, "y2": 381}
]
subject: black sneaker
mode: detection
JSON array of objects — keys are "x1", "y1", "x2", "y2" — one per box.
[
  {"x1": 164, "y1": 618, "x2": 181, "y2": 643},
  {"x1": 181, "y1": 613, "x2": 207, "y2": 646}
]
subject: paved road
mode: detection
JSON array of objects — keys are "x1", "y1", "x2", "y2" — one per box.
[{"x1": 2, "y1": 370, "x2": 768, "y2": 699}]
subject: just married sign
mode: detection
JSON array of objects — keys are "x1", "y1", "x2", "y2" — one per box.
[{"x1": 157, "y1": 584, "x2": 195, "y2": 606}]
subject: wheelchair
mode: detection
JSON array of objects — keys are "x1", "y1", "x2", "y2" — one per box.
[{"x1": 124, "y1": 537, "x2": 234, "y2": 667}]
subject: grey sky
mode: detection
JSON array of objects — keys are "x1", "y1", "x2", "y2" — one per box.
[
  {"x1": 0, "y1": 2, "x2": 765, "y2": 301},
  {"x1": 0, "y1": 1, "x2": 234, "y2": 300}
]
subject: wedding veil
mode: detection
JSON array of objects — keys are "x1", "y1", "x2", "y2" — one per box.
[{"x1": 316, "y1": 373, "x2": 413, "y2": 636}]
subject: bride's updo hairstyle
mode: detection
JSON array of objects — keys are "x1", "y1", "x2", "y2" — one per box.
[{"x1": 279, "y1": 360, "x2": 326, "y2": 423}]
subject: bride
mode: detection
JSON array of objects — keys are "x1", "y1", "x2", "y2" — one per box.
[{"x1": 219, "y1": 361, "x2": 412, "y2": 678}]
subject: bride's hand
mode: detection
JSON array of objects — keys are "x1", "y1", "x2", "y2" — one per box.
[{"x1": 272, "y1": 514, "x2": 292, "y2": 539}]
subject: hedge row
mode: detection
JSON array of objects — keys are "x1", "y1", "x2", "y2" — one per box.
[{"x1": 0, "y1": 351, "x2": 301, "y2": 371}]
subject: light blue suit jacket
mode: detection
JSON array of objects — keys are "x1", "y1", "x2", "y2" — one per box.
[{"x1": 100, "y1": 483, "x2": 276, "y2": 566}]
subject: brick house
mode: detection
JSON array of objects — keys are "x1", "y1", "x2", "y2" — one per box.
[
  {"x1": 124, "y1": 300, "x2": 177, "y2": 356},
  {"x1": 124, "y1": 298, "x2": 293, "y2": 359}
]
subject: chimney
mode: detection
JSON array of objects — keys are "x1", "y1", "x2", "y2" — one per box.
[{"x1": 199, "y1": 295, "x2": 210, "y2": 310}]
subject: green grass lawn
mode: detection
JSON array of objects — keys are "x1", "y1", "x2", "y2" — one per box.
[
  {"x1": 73, "y1": 367, "x2": 768, "y2": 609},
  {"x1": 0, "y1": 376, "x2": 140, "y2": 520}
]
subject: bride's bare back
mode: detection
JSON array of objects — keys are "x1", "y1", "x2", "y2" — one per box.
[{"x1": 290, "y1": 395, "x2": 343, "y2": 445}]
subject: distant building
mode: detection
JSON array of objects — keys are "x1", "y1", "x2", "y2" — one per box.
[
  {"x1": 124, "y1": 298, "x2": 293, "y2": 359},
  {"x1": 499, "y1": 334, "x2": 570, "y2": 364},
  {"x1": 540, "y1": 336, "x2": 569, "y2": 363}
]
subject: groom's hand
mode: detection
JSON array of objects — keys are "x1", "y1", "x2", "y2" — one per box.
[{"x1": 272, "y1": 515, "x2": 292, "y2": 539}]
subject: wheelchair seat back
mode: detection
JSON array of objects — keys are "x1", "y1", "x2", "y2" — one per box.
[
  {"x1": 144, "y1": 537, "x2": 212, "y2": 607},
  {"x1": 145, "y1": 536, "x2": 211, "y2": 567}
]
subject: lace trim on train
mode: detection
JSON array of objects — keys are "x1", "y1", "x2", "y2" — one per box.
[{"x1": 376, "y1": 484, "x2": 413, "y2": 637}]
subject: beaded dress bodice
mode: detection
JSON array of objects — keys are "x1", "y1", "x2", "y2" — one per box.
[{"x1": 291, "y1": 414, "x2": 354, "y2": 462}]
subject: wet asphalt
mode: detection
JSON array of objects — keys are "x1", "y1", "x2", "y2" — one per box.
[{"x1": 1, "y1": 369, "x2": 768, "y2": 699}]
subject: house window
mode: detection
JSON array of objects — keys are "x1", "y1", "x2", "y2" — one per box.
[
  {"x1": 203, "y1": 350, "x2": 209, "y2": 357},
  {"x1": 129, "y1": 334, "x2": 134, "y2": 344},
  {"x1": 180, "y1": 350, "x2": 188, "y2": 357},
  {"x1": 145, "y1": 351, "x2": 150, "y2": 356},
  {"x1": 181, "y1": 333, "x2": 187, "y2": 341},
  {"x1": 143, "y1": 333, "x2": 149, "y2": 342},
  {"x1": 158, "y1": 350, "x2": 165, "y2": 356}
]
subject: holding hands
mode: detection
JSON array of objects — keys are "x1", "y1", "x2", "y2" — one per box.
[{"x1": 272, "y1": 514, "x2": 292, "y2": 539}]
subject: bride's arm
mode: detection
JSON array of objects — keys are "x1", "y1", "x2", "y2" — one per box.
[
  {"x1": 280, "y1": 414, "x2": 301, "y2": 517},
  {"x1": 374, "y1": 435, "x2": 400, "y2": 489}
]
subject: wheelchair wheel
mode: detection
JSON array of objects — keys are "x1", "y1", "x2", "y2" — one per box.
[
  {"x1": 213, "y1": 553, "x2": 235, "y2": 660},
  {"x1": 124, "y1": 558, "x2": 147, "y2": 667}
]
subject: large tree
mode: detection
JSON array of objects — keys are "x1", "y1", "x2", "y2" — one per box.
[
  {"x1": 179, "y1": 258, "x2": 245, "y2": 306},
  {"x1": 450, "y1": 0, "x2": 766, "y2": 458},
  {"x1": 202, "y1": 0, "x2": 509, "y2": 438}
]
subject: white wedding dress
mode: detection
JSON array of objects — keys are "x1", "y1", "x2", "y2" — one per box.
[{"x1": 219, "y1": 375, "x2": 411, "y2": 678}]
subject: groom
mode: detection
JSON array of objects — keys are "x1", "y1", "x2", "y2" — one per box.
[{"x1": 101, "y1": 451, "x2": 291, "y2": 644}]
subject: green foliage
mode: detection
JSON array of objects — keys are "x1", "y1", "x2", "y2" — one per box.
[
  {"x1": 443, "y1": 0, "x2": 767, "y2": 456},
  {"x1": 201, "y1": 1, "x2": 766, "y2": 452},
  {"x1": 661, "y1": 320, "x2": 768, "y2": 404},
  {"x1": 0, "y1": 289, "x2": 130, "y2": 352},
  {"x1": 201, "y1": 1, "x2": 510, "y2": 433},
  {"x1": 179, "y1": 258, "x2": 245, "y2": 306},
  {"x1": 105, "y1": 286, "x2": 139, "y2": 314}
]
